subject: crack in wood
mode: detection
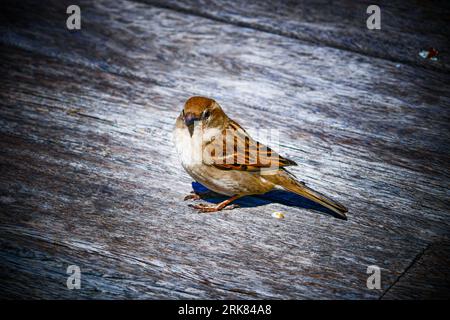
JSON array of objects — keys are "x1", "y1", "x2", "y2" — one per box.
[
  {"x1": 135, "y1": 0, "x2": 450, "y2": 73},
  {"x1": 379, "y1": 243, "x2": 431, "y2": 299}
]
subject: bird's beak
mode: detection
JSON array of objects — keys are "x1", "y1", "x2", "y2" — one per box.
[{"x1": 184, "y1": 113, "x2": 199, "y2": 136}]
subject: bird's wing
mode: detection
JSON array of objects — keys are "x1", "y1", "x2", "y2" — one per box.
[{"x1": 204, "y1": 119, "x2": 297, "y2": 171}]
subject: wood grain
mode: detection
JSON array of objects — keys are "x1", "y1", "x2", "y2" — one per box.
[
  {"x1": 141, "y1": 0, "x2": 450, "y2": 72},
  {"x1": 381, "y1": 240, "x2": 450, "y2": 299},
  {"x1": 0, "y1": 0, "x2": 449, "y2": 299}
]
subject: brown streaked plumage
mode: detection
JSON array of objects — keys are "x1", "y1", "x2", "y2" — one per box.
[{"x1": 173, "y1": 96, "x2": 348, "y2": 218}]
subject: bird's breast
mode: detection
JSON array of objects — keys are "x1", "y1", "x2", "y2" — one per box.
[{"x1": 174, "y1": 126, "x2": 200, "y2": 168}]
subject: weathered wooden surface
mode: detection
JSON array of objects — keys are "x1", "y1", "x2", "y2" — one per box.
[
  {"x1": 381, "y1": 240, "x2": 450, "y2": 299},
  {"x1": 0, "y1": 0, "x2": 449, "y2": 299},
  {"x1": 142, "y1": 0, "x2": 450, "y2": 72}
]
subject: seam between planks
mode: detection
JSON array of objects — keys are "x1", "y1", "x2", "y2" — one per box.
[
  {"x1": 378, "y1": 243, "x2": 431, "y2": 299},
  {"x1": 132, "y1": 0, "x2": 450, "y2": 75}
]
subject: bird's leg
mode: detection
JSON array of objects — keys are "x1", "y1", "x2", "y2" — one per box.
[
  {"x1": 189, "y1": 195, "x2": 241, "y2": 213},
  {"x1": 183, "y1": 190, "x2": 222, "y2": 201}
]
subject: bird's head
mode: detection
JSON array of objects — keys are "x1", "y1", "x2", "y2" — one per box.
[{"x1": 181, "y1": 96, "x2": 226, "y2": 135}]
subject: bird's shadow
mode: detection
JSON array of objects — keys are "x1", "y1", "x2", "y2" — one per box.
[{"x1": 190, "y1": 182, "x2": 347, "y2": 220}]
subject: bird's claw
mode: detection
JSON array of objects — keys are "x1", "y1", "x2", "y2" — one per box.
[
  {"x1": 223, "y1": 204, "x2": 239, "y2": 210},
  {"x1": 184, "y1": 193, "x2": 202, "y2": 201},
  {"x1": 188, "y1": 203, "x2": 239, "y2": 213},
  {"x1": 188, "y1": 203, "x2": 218, "y2": 212}
]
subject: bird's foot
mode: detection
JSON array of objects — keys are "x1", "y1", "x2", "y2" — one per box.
[
  {"x1": 184, "y1": 192, "x2": 202, "y2": 201},
  {"x1": 189, "y1": 203, "x2": 239, "y2": 213},
  {"x1": 183, "y1": 190, "x2": 221, "y2": 201}
]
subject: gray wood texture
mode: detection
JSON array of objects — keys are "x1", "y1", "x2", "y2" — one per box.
[
  {"x1": 381, "y1": 240, "x2": 450, "y2": 299},
  {"x1": 142, "y1": 0, "x2": 450, "y2": 71},
  {"x1": 0, "y1": 0, "x2": 449, "y2": 299}
]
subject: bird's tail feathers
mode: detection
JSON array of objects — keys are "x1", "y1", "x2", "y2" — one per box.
[{"x1": 265, "y1": 170, "x2": 348, "y2": 219}]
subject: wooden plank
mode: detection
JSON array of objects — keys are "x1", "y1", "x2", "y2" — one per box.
[
  {"x1": 381, "y1": 240, "x2": 450, "y2": 299},
  {"x1": 141, "y1": 0, "x2": 450, "y2": 72},
  {"x1": 0, "y1": 0, "x2": 449, "y2": 299}
]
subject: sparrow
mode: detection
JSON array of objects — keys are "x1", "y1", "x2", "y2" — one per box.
[{"x1": 174, "y1": 96, "x2": 348, "y2": 219}]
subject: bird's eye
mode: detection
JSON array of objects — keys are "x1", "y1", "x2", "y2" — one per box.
[{"x1": 203, "y1": 110, "x2": 210, "y2": 119}]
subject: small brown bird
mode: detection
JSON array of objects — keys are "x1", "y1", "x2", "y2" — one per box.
[{"x1": 174, "y1": 96, "x2": 348, "y2": 219}]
